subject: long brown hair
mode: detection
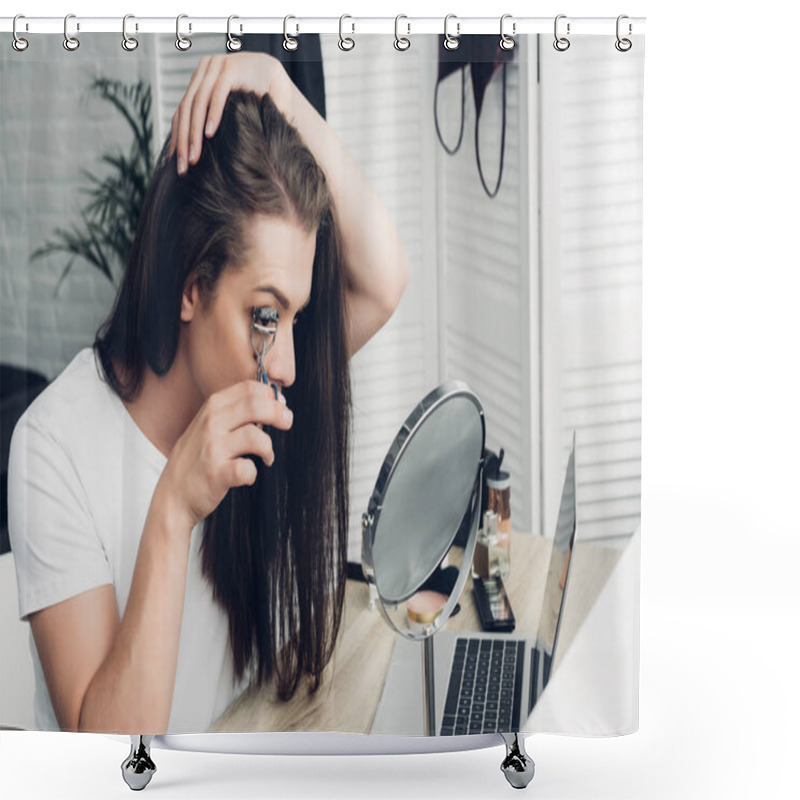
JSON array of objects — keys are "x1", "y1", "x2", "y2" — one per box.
[{"x1": 94, "y1": 91, "x2": 351, "y2": 700}]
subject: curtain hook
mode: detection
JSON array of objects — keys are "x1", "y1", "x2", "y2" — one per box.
[
  {"x1": 394, "y1": 14, "x2": 410, "y2": 51},
  {"x1": 443, "y1": 14, "x2": 460, "y2": 51},
  {"x1": 339, "y1": 14, "x2": 355, "y2": 51},
  {"x1": 500, "y1": 14, "x2": 516, "y2": 51},
  {"x1": 12, "y1": 14, "x2": 29, "y2": 52},
  {"x1": 175, "y1": 14, "x2": 192, "y2": 51},
  {"x1": 553, "y1": 14, "x2": 570, "y2": 52},
  {"x1": 615, "y1": 15, "x2": 633, "y2": 52},
  {"x1": 63, "y1": 13, "x2": 80, "y2": 51},
  {"x1": 122, "y1": 14, "x2": 139, "y2": 51},
  {"x1": 283, "y1": 15, "x2": 298, "y2": 51},
  {"x1": 227, "y1": 15, "x2": 242, "y2": 52}
]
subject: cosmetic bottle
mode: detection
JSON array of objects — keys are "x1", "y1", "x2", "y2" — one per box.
[
  {"x1": 487, "y1": 469, "x2": 511, "y2": 579},
  {"x1": 472, "y1": 510, "x2": 497, "y2": 580}
]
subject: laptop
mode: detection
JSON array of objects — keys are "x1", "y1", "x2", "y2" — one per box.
[{"x1": 370, "y1": 434, "x2": 577, "y2": 736}]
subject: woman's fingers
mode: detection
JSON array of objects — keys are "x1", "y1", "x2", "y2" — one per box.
[
  {"x1": 175, "y1": 57, "x2": 217, "y2": 172},
  {"x1": 170, "y1": 54, "x2": 280, "y2": 175},
  {"x1": 204, "y1": 66, "x2": 236, "y2": 140},
  {"x1": 172, "y1": 56, "x2": 225, "y2": 174},
  {"x1": 203, "y1": 381, "x2": 292, "y2": 446},
  {"x1": 222, "y1": 382, "x2": 294, "y2": 435},
  {"x1": 227, "y1": 424, "x2": 276, "y2": 468},
  {"x1": 205, "y1": 53, "x2": 276, "y2": 136},
  {"x1": 169, "y1": 56, "x2": 211, "y2": 161},
  {"x1": 186, "y1": 57, "x2": 228, "y2": 167}
]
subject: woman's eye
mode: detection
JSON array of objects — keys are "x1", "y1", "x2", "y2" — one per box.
[
  {"x1": 254, "y1": 307, "x2": 279, "y2": 332},
  {"x1": 253, "y1": 306, "x2": 304, "y2": 332}
]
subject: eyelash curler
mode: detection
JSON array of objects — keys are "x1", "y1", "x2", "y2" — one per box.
[
  {"x1": 250, "y1": 307, "x2": 281, "y2": 402},
  {"x1": 250, "y1": 307, "x2": 286, "y2": 475}
]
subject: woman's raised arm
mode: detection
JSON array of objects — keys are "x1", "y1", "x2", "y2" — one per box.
[{"x1": 169, "y1": 53, "x2": 410, "y2": 358}]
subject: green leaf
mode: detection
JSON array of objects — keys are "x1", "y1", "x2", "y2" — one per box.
[
  {"x1": 30, "y1": 76, "x2": 154, "y2": 289},
  {"x1": 54, "y1": 257, "x2": 77, "y2": 299}
]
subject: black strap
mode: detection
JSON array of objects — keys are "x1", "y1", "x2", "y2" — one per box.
[
  {"x1": 475, "y1": 62, "x2": 507, "y2": 199},
  {"x1": 434, "y1": 65, "x2": 466, "y2": 156}
]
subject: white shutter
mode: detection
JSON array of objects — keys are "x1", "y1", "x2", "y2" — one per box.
[
  {"x1": 436, "y1": 38, "x2": 539, "y2": 534},
  {"x1": 321, "y1": 36, "x2": 440, "y2": 560},
  {"x1": 539, "y1": 35, "x2": 645, "y2": 542}
]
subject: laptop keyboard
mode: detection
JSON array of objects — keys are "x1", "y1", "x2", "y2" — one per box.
[{"x1": 440, "y1": 638, "x2": 525, "y2": 735}]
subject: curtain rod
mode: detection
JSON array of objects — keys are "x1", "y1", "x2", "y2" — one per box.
[{"x1": 0, "y1": 16, "x2": 646, "y2": 37}]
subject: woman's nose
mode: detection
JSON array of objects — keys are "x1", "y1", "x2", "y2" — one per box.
[{"x1": 267, "y1": 326, "x2": 295, "y2": 390}]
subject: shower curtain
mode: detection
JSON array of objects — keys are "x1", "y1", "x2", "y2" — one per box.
[{"x1": 0, "y1": 26, "x2": 643, "y2": 741}]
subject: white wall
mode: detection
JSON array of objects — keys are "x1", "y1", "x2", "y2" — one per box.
[{"x1": 0, "y1": 35, "x2": 155, "y2": 379}]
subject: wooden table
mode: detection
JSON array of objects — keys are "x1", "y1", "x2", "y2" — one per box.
[{"x1": 210, "y1": 532, "x2": 622, "y2": 734}]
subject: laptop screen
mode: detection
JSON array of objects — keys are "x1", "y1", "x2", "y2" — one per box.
[{"x1": 536, "y1": 435, "x2": 577, "y2": 665}]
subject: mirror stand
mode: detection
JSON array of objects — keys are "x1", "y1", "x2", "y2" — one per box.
[{"x1": 423, "y1": 635, "x2": 436, "y2": 735}]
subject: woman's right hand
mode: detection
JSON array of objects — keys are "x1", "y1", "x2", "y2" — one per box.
[{"x1": 154, "y1": 379, "x2": 293, "y2": 532}]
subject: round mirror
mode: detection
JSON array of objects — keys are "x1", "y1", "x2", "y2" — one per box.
[{"x1": 361, "y1": 380, "x2": 485, "y2": 640}]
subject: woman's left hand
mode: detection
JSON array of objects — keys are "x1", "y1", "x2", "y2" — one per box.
[{"x1": 169, "y1": 53, "x2": 288, "y2": 175}]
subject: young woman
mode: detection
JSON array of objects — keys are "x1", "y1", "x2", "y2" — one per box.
[{"x1": 7, "y1": 53, "x2": 409, "y2": 734}]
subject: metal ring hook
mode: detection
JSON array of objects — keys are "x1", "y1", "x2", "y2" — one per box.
[
  {"x1": 553, "y1": 14, "x2": 570, "y2": 52},
  {"x1": 122, "y1": 14, "x2": 139, "y2": 51},
  {"x1": 175, "y1": 14, "x2": 192, "y2": 51},
  {"x1": 283, "y1": 15, "x2": 298, "y2": 51},
  {"x1": 444, "y1": 14, "x2": 460, "y2": 51},
  {"x1": 12, "y1": 15, "x2": 29, "y2": 52},
  {"x1": 615, "y1": 15, "x2": 633, "y2": 52},
  {"x1": 339, "y1": 14, "x2": 355, "y2": 51},
  {"x1": 394, "y1": 14, "x2": 410, "y2": 51},
  {"x1": 63, "y1": 13, "x2": 80, "y2": 51},
  {"x1": 500, "y1": 14, "x2": 516, "y2": 51},
  {"x1": 226, "y1": 15, "x2": 242, "y2": 52}
]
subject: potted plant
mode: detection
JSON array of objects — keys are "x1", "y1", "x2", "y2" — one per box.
[{"x1": 30, "y1": 77, "x2": 154, "y2": 294}]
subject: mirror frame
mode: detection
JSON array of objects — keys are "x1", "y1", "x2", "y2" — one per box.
[{"x1": 360, "y1": 380, "x2": 485, "y2": 640}]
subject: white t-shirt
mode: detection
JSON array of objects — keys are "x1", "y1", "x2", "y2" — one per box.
[{"x1": 7, "y1": 347, "x2": 248, "y2": 733}]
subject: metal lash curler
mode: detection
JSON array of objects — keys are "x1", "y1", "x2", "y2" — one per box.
[
  {"x1": 250, "y1": 306, "x2": 281, "y2": 401},
  {"x1": 250, "y1": 306, "x2": 286, "y2": 467}
]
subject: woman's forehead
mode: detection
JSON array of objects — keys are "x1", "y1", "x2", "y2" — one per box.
[{"x1": 238, "y1": 214, "x2": 315, "y2": 303}]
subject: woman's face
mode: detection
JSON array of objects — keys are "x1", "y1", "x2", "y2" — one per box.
[{"x1": 180, "y1": 213, "x2": 316, "y2": 400}]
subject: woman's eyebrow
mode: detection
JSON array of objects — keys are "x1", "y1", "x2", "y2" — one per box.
[{"x1": 255, "y1": 285, "x2": 310, "y2": 312}]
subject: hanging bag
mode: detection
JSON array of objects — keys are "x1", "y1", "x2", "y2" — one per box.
[{"x1": 434, "y1": 35, "x2": 515, "y2": 198}]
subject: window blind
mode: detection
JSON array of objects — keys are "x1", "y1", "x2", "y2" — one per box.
[
  {"x1": 436, "y1": 40, "x2": 538, "y2": 535},
  {"x1": 539, "y1": 35, "x2": 644, "y2": 542}
]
